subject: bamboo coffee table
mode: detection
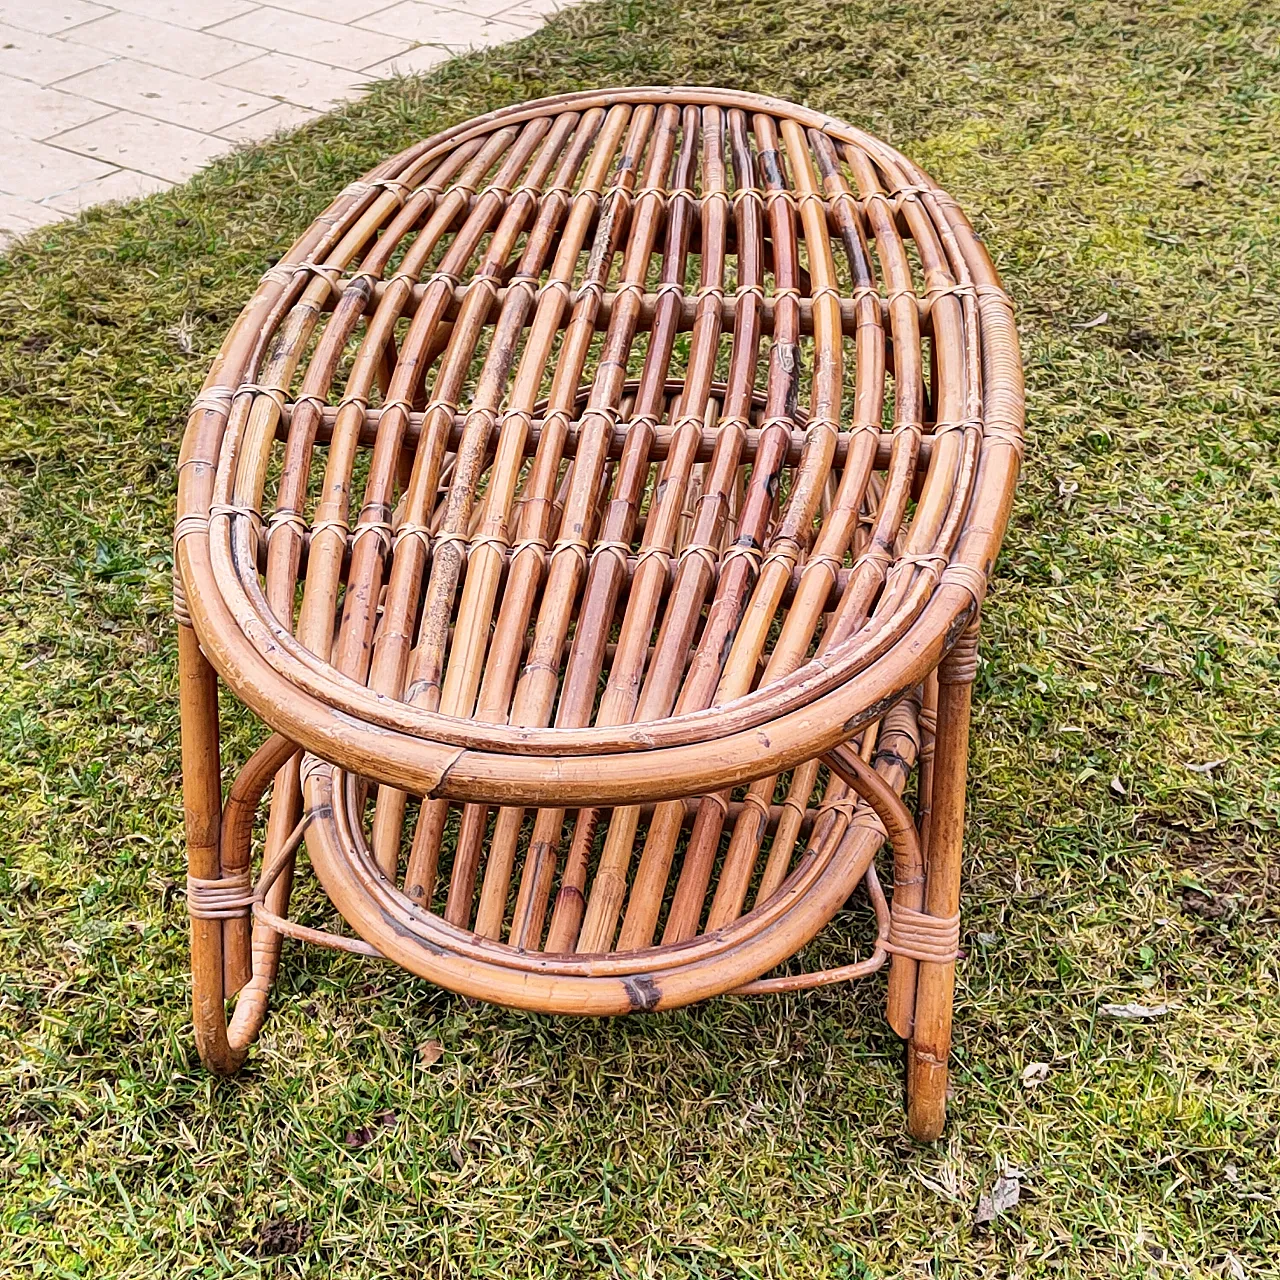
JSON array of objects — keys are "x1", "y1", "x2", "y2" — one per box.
[{"x1": 174, "y1": 87, "x2": 1022, "y2": 1140}]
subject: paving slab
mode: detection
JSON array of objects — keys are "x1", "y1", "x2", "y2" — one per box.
[{"x1": 0, "y1": 0, "x2": 566, "y2": 247}]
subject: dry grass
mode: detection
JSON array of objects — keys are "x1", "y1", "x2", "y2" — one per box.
[{"x1": 1, "y1": 0, "x2": 1278, "y2": 1275}]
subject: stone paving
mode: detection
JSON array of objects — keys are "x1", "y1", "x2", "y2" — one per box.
[{"x1": 0, "y1": 0, "x2": 562, "y2": 245}]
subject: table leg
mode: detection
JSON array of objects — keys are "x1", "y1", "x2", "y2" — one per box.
[
  {"x1": 178, "y1": 621, "x2": 244, "y2": 1074},
  {"x1": 907, "y1": 621, "x2": 978, "y2": 1141}
]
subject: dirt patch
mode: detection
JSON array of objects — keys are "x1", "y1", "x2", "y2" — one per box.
[
  {"x1": 1180, "y1": 886, "x2": 1235, "y2": 921},
  {"x1": 255, "y1": 1220, "x2": 308, "y2": 1258}
]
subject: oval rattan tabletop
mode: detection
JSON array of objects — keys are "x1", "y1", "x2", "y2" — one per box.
[
  {"x1": 175, "y1": 86, "x2": 1021, "y2": 809},
  {"x1": 175, "y1": 88, "x2": 1022, "y2": 1051}
]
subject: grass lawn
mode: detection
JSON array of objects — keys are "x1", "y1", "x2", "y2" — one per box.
[{"x1": 2, "y1": 0, "x2": 1278, "y2": 1275}]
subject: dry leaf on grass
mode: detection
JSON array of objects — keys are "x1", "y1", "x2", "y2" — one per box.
[
  {"x1": 1021, "y1": 1062, "x2": 1051, "y2": 1088},
  {"x1": 975, "y1": 1171, "x2": 1022, "y2": 1224},
  {"x1": 1099, "y1": 1002, "x2": 1178, "y2": 1020},
  {"x1": 343, "y1": 1110, "x2": 396, "y2": 1149},
  {"x1": 1185, "y1": 758, "x2": 1228, "y2": 775}
]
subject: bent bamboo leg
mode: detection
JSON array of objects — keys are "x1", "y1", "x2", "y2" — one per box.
[
  {"x1": 906, "y1": 622, "x2": 978, "y2": 1141},
  {"x1": 223, "y1": 740, "x2": 301, "y2": 1056}
]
